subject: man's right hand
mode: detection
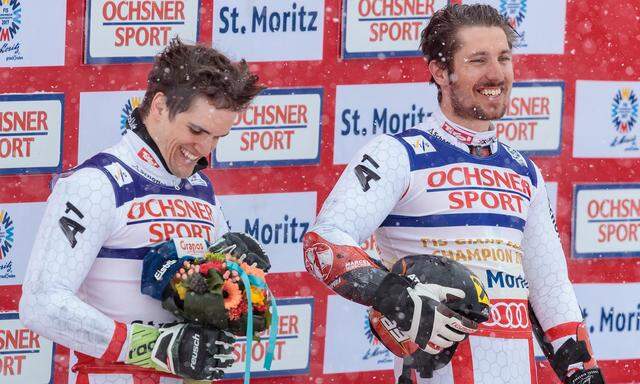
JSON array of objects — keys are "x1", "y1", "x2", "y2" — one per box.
[
  {"x1": 126, "y1": 323, "x2": 234, "y2": 381},
  {"x1": 372, "y1": 273, "x2": 478, "y2": 354}
]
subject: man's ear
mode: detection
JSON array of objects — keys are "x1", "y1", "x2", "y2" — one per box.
[
  {"x1": 150, "y1": 92, "x2": 167, "y2": 117},
  {"x1": 428, "y1": 60, "x2": 449, "y2": 88}
]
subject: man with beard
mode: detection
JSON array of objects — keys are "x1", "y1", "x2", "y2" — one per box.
[{"x1": 303, "y1": 4, "x2": 604, "y2": 384}]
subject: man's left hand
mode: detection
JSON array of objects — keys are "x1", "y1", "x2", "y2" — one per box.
[
  {"x1": 209, "y1": 232, "x2": 271, "y2": 271},
  {"x1": 126, "y1": 323, "x2": 234, "y2": 381}
]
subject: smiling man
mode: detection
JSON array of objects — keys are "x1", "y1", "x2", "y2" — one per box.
[
  {"x1": 303, "y1": 4, "x2": 604, "y2": 384},
  {"x1": 20, "y1": 39, "x2": 264, "y2": 383}
]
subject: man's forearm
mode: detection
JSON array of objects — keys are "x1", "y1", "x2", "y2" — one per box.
[
  {"x1": 303, "y1": 230, "x2": 387, "y2": 306},
  {"x1": 20, "y1": 286, "x2": 128, "y2": 360}
]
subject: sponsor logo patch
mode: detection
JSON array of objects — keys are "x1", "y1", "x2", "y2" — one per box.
[
  {"x1": 136, "y1": 147, "x2": 160, "y2": 168},
  {"x1": 104, "y1": 162, "x2": 133, "y2": 187},
  {"x1": 402, "y1": 135, "x2": 436, "y2": 155},
  {"x1": 304, "y1": 243, "x2": 333, "y2": 281}
]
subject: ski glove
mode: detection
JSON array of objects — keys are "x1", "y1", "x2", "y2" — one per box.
[
  {"x1": 209, "y1": 232, "x2": 271, "y2": 272},
  {"x1": 126, "y1": 323, "x2": 234, "y2": 381},
  {"x1": 373, "y1": 272, "x2": 478, "y2": 354}
]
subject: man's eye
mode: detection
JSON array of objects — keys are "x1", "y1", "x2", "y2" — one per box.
[
  {"x1": 190, "y1": 128, "x2": 202, "y2": 134},
  {"x1": 470, "y1": 59, "x2": 485, "y2": 63},
  {"x1": 499, "y1": 56, "x2": 512, "y2": 62}
]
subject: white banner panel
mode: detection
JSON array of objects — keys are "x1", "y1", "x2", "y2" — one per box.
[
  {"x1": 0, "y1": 94, "x2": 63, "y2": 174},
  {"x1": 496, "y1": 82, "x2": 564, "y2": 155},
  {"x1": 574, "y1": 81, "x2": 640, "y2": 158},
  {"x1": 78, "y1": 90, "x2": 145, "y2": 163},
  {"x1": 225, "y1": 297, "x2": 313, "y2": 378},
  {"x1": 0, "y1": 202, "x2": 46, "y2": 286},
  {"x1": 462, "y1": 0, "x2": 566, "y2": 54},
  {"x1": 213, "y1": 0, "x2": 324, "y2": 62},
  {"x1": 324, "y1": 294, "x2": 394, "y2": 374},
  {"x1": 573, "y1": 184, "x2": 640, "y2": 258},
  {"x1": 218, "y1": 192, "x2": 316, "y2": 273},
  {"x1": 334, "y1": 82, "x2": 439, "y2": 164},
  {"x1": 213, "y1": 88, "x2": 322, "y2": 168},
  {"x1": 0, "y1": 0, "x2": 66, "y2": 67},
  {"x1": 574, "y1": 283, "x2": 640, "y2": 360},
  {"x1": 0, "y1": 312, "x2": 55, "y2": 383},
  {"x1": 341, "y1": 0, "x2": 448, "y2": 59},
  {"x1": 85, "y1": 0, "x2": 200, "y2": 63}
]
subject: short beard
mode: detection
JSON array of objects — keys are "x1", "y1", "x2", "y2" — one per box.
[{"x1": 449, "y1": 78, "x2": 507, "y2": 121}]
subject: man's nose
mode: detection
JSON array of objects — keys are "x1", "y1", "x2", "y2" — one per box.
[
  {"x1": 485, "y1": 59, "x2": 504, "y2": 81},
  {"x1": 195, "y1": 137, "x2": 219, "y2": 155}
]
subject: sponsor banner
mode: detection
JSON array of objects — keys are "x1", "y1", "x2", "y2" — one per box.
[
  {"x1": 546, "y1": 181, "x2": 558, "y2": 214},
  {"x1": 574, "y1": 81, "x2": 640, "y2": 158},
  {"x1": 341, "y1": 0, "x2": 448, "y2": 59},
  {"x1": 218, "y1": 192, "x2": 316, "y2": 273},
  {"x1": 323, "y1": 294, "x2": 393, "y2": 374},
  {"x1": 85, "y1": 0, "x2": 200, "y2": 64},
  {"x1": 0, "y1": 0, "x2": 66, "y2": 67},
  {"x1": 0, "y1": 202, "x2": 46, "y2": 286},
  {"x1": 213, "y1": 88, "x2": 322, "y2": 168},
  {"x1": 574, "y1": 283, "x2": 640, "y2": 360},
  {"x1": 462, "y1": 0, "x2": 566, "y2": 54},
  {"x1": 0, "y1": 94, "x2": 64, "y2": 174},
  {"x1": 573, "y1": 184, "x2": 640, "y2": 258},
  {"x1": 0, "y1": 312, "x2": 54, "y2": 383},
  {"x1": 496, "y1": 82, "x2": 564, "y2": 155},
  {"x1": 78, "y1": 90, "x2": 145, "y2": 163},
  {"x1": 213, "y1": 0, "x2": 324, "y2": 62},
  {"x1": 225, "y1": 297, "x2": 313, "y2": 378},
  {"x1": 334, "y1": 82, "x2": 438, "y2": 164}
]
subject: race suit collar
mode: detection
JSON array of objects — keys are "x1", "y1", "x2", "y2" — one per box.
[
  {"x1": 125, "y1": 108, "x2": 208, "y2": 178},
  {"x1": 121, "y1": 109, "x2": 195, "y2": 188},
  {"x1": 429, "y1": 107, "x2": 498, "y2": 153}
]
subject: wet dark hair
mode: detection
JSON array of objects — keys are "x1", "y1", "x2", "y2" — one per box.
[
  {"x1": 420, "y1": 4, "x2": 517, "y2": 98},
  {"x1": 139, "y1": 38, "x2": 264, "y2": 119}
]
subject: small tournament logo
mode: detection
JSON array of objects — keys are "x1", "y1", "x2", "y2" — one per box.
[
  {"x1": 499, "y1": 0, "x2": 527, "y2": 48},
  {"x1": 0, "y1": 209, "x2": 14, "y2": 260},
  {"x1": 362, "y1": 314, "x2": 393, "y2": 363},
  {"x1": 120, "y1": 96, "x2": 142, "y2": 134},
  {"x1": 0, "y1": 0, "x2": 23, "y2": 60},
  {"x1": 610, "y1": 88, "x2": 639, "y2": 150},
  {"x1": 0, "y1": 209, "x2": 16, "y2": 280}
]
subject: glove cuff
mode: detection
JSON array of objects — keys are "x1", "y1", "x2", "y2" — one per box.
[
  {"x1": 564, "y1": 368, "x2": 605, "y2": 384},
  {"x1": 372, "y1": 272, "x2": 415, "y2": 329},
  {"x1": 125, "y1": 324, "x2": 160, "y2": 369}
]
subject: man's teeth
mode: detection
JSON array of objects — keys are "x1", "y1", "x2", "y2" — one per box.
[
  {"x1": 181, "y1": 147, "x2": 198, "y2": 161},
  {"x1": 480, "y1": 88, "x2": 502, "y2": 97}
]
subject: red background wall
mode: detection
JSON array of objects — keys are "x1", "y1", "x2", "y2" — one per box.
[{"x1": 1, "y1": 0, "x2": 639, "y2": 383}]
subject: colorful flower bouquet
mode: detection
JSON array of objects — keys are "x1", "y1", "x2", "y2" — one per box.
[
  {"x1": 162, "y1": 249, "x2": 273, "y2": 337},
  {"x1": 141, "y1": 234, "x2": 279, "y2": 383},
  {"x1": 141, "y1": 233, "x2": 276, "y2": 341}
]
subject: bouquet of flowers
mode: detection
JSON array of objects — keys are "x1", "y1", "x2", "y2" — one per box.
[
  {"x1": 162, "y1": 249, "x2": 272, "y2": 337},
  {"x1": 141, "y1": 233, "x2": 275, "y2": 339}
]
